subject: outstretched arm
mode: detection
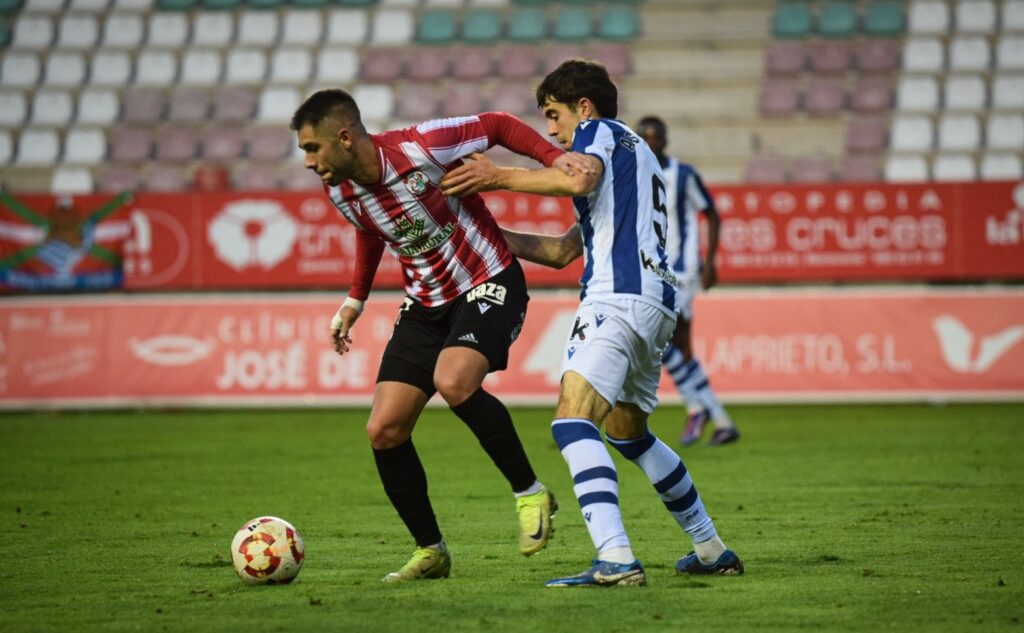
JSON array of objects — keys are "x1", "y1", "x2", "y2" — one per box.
[
  {"x1": 331, "y1": 231, "x2": 385, "y2": 356},
  {"x1": 501, "y1": 224, "x2": 582, "y2": 269},
  {"x1": 440, "y1": 152, "x2": 602, "y2": 198}
]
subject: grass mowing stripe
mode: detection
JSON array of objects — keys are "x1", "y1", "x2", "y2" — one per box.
[{"x1": 1, "y1": 404, "x2": 1021, "y2": 632}]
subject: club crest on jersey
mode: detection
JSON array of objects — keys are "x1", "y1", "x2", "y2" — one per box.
[{"x1": 404, "y1": 171, "x2": 429, "y2": 196}]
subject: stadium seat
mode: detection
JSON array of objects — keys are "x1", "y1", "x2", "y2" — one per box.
[
  {"x1": 167, "y1": 87, "x2": 209, "y2": 122},
  {"x1": 884, "y1": 154, "x2": 929, "y2": 181},
  {"x1": 949, "y1": 36, "x2": 991, "y2": 71},
  {"x1": 598, "y1": 7, "x2": 638, "y2": 40},
  {"x1": 155, "y1": 124, "x2": 199, "y2": 162},
  {"x1": 452, "y1": 47, "x2": 493, "y2": 79},
  {"x1": 955, "y1": 0, "x2": 995, "y2": 33},
  {"x1": 986, "y1": 113, "x2": 1024, "y2": 150},
  {"x1": 113, "y1": 0, "x2": 154, "y2": 10},
  {"x1": 773, "y1": 2, "x2": 813, "y2": 38},
  {"x1": 281, "y1": 162, "x2": 322, "y2": 191},
  {"x1": 744, "y1": 154, "x2": 787, "y2": 183},
  {"x1": 11, "y1": 14, "x2": 53, "y2": 49},
  {"x1": 122, "y1": 88, "x2": 165, "y2": 123},
  {"x1": 237, "y1": 11, "x2": 278, "y2": 46},
  {"x1": 213, "y1": 87, "x2": 257, "y2": 121},
  {"x1": 544, "y1": 43, "x2": 585, "y2": 73},
  {"x1": 759, "y1": 79, "x2": 800, "y2": 116},
  {"x1": 147, "y1": 13, "x2": 188, "y2": 47},
  {"x1": 0, "y1": 52, "x2": 41, "y2": 87},
  {"x1": 863, "y1": 0, "x2": 904, "y2": 36},
  {"x1": 850, "y1": 76, "x2": 893, "y2": 112},
  {"x1": 422, "y1": 0, "x2": 463, "y2": 7},
  {"x1": 489, "y1": 83, "x2": 533, "y2": 115},
  {"x1": 396, "y1": 84, "x2": 440, "y2": 121},
  {"x1": 854, "y1": 38, "x2": 900, "y2": 72},
  {"x1": 845, "y1": 117, "x2": 888, "y2": 152},
  {"x1": 24, "y1": 0, "x2": 65, "y2": 10},
  {"x1": 938, "y1": 113, "x2": 981, "y2": 150},
  {"x1": 372, "y1": 8, "x2": 415, "y2": 44},
  {"x1": 101, "y1": 13, "x2": 144, "y2": 48},
  {"x1": 805, "y1": 78, "x2": 845, "y2": 116},
  {"x1": 765, "y1": 40, "x2": 805, "y2": 76},
  {"x1": 270, "y1": 48, "x2": 313, "y2": 83},
  {"x1": 69, "y1": 0, "x2": 109, "y2": 11},
  {"x1": 143, "y1": 167, "x2": 189, "y2": 192},
  {"x1": 77, "y1": 88, "x2": 119, "y2": 125},
  {"x1": 0, "y1": 130, "x2": 12, "y2": 166},
  {"x1": 204, "y1": 0, "x2": 240, "y2": 9},
  {"x1": 326, "y1": 9, "x2": 368, "y2": 45},
  {"x1": 980, "y1": 153, "x2": 1023, "y2": 179},
  {"x1": 31, "y1": 89, "x2": 74, "y2": 126},
  {"x1": 890, "y1": 114, "x2": 934, "y2": 151},
  {"x1": 97, "y1": 164, "x2": 143, "y2": 192},
  {"x1": 841, "y1": 155, "x2": 883, "y2": 182},
  {"x1": 180, "y1": 50, "x2": 222, "y2": 85},
  {"x1": 351, "y1": 84, "x2": 394, "y2": 121},
  {"x1": 50, "y1": 166, "x2": 95, "y2": 194},
  {"x1": 508, "y1": 7, "x2": 545, "y2": 42},
  {"x1": 944, "y1": 74, "x2": 986, "y2": 111},
  {"x1": 790, "y1": 153, "x2": 835, "y2": 182},
  {"x1": 463, "y1": 8, "x2": 501, "y2": 43},
  {"x1": 15, "y1": 128, "x2": 61, "y2": 165},
  {"x1": 157, "y1": 0, "x2": 197, "y2": 10},
  {"x1": 192, "y1": 12, "x2": 234, "y2": 46},
  {"x1": 0, "y1": 0, "x2": 24, "y2": 13},
  {"x1": 135, "y1": 49, "x2": 177, "y2": 85},
  {"x1": 258, "y1": 86, "x2": 302, "y2": 122},
  {"x1": 45, "y1": 51, "x2": 87, "y2": 86},
  {"x1": 992, "y1": 75, "x2": 1024, "y2": 109},
  {"x1": 225, "y1": 49, "x2": 268, "y2": 84},
  {"x1": 908, "y1": 0, "x2": 949, "y2": 34},
  {"x1": 553, "y1": 7, "x2": 592, "y2": 41},
  {"x1": 406, "y1": 47, "x2": 449, "y2": 81},
  {"x1": 361, "y1": 48, "x2": 404, "y2": 82},
  {"x1": 589, "y1": 43, "x2": 631, "y2": 76},
  {"x1": 247, "y1": 124, "x2": 293, "y2": 161},
  {"x1": 418, "y1": 10, "x2": 457, "y2": 43},
  {"x1": 88, "y1": 51, "x2": 130, "y2": 86},
  {"x1": 446, "y1": 84, "x2": 484, "y2": 116},
  {"x1": 896, "y1": 76, "x2": 939, "y2": 111},
  {"x1": 233, "y1": 163, "x2": 281, "y2": 190},
  {"x1": 0, "y1": 19, "x2": 8, "y2": 46},
  {"x1": 809, "y1": 40, "x2": 851, "y2": 74},
  {"x1": 0, "y1": 90, "x2": 28, "y2": 126},
  {"x1": 997, "y1": 36, "x2": 1024, "y2": 70},
  {"x1": 931, "y1": 154, "x2": 976, "y2": 181},
  {"x1": 110, "y1": 127, "x2": 153, "y2": 162},
  {"x1": 497, "y1": 45, "x2": 539, "y2": 79},
  {"x1": 281, "y1": 11, "x2": 322, "y2": 45},
  {"x1": 902, "y1": 37, "x2": 944, "y2": 72},
  {"x1": 201, "y1": 125, "x2": 245, "y2": 159},
  {"x1": 56, "y1": 14, "x2": 99, "y2": 48},
  {"x1": 1005, "y1": 1, "x2": 1024, "y2": 31},
  {"x1": 817, "y1": 1, "x2": 857, "y2": 38},
  {"x1": 63, "y1": 127, "x2": 106, "y2": 164},
  {"x1": 315, "y1": 48, "x2": 359, "y2": 83}
]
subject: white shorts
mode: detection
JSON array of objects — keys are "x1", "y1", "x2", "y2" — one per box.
[
  {"x1": 561, "y1": 298, "x2": 676, "y2": 414},
  {"x1": 676, "y1": 274, "x2": 701, "y2": 322}
]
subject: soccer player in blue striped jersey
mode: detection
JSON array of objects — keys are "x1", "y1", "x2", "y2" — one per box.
[
  {"x1": 636, "y1": 116, "x2": 740, "y2": 447},
  {"x1": 441, "y1": 60, "x2": 743, "y2": 586}
]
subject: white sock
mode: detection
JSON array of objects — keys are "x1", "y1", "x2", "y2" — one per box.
[
  {"x1": 551, "y1": 418, "x2": 633, "y2": 557},
  {"x1": 694, "y1": 535, "x2": 727, "y2": 564},
  {"x1": 513, "y1": 481, "x2": 544, "y2": 498}
]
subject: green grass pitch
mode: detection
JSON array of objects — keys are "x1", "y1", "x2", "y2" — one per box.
[{"x1": 2, "y1": 404, "x2": 1022, "y2": 632}]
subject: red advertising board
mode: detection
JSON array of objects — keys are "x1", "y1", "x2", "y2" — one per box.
[
  {"x1": 2, "y1": 182, "x2": 1021, "y2": 292},
  {"x1": 2, "y1": 289, "x2": 1021, "y2": 408}
]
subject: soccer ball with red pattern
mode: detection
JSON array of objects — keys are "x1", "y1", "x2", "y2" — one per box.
[{"x1": 230, "y1": 516, "x2": 305, "y2": 585}]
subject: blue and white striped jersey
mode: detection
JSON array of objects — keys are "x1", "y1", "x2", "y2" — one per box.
[
  {"x1": 662, "y1": 157, "x2": 715, "y2": 277},
  {"x1": 571, "y1": 118, "x2": 679, "y2": 317}
]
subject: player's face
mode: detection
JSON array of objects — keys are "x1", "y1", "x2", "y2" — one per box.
[
  {"x1": 541, "y1": 99, "x2": 584, "y2": 150},
  {"x1": 639, "y1": 128, "x2": 666, "y2": 157},
  {"x1": 297, "y1": 123, "x2": 348, "y2": 186}
]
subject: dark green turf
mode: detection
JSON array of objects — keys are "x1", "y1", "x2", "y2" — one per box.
[{"x1": 1, "y1": 404, "x2": 1022, "y2": 632}]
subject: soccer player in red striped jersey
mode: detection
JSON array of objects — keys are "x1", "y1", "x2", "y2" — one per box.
[{"x1": 290, "y1": 89, "x2": 588, "y2": 583}]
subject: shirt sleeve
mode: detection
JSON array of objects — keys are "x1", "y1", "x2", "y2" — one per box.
[
  {"x1": 416, "y1": 113, "x2": 562, "y2": 167},
  {"x1": 348, "y1": 229, "x2": 385, "y2": 302},
  {"x1": 477, "y1": 111, "x2": 562, "y2": 167},
  {"x1": 686, "y1": 169, "x2": 715, "y2": 216},
  {"x1": 572, "y1": 120, "x2": 615, "y2": 173}
]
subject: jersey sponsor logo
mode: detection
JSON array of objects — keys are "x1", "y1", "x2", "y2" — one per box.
[
  {"x1": 390, "y1": 214, "x2": 425, "y2": 241},
  {"x1": 395, "y1": 222, "x2": 455, "y2": 256},
  {"x1": 403, "y1": 171, "x2": 429, "y2": 196},
  {"x1": 570, "y1": 317, "x2": 589, "y2": 341},
  {"x1": 639, "y1": 248, "x2": 678, "y2": 285},
  {"x1": 466, "y1": 282, "x2": 507, "y2": 306}
]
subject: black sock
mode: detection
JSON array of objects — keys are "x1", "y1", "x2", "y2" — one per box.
[
  {"x1": 451, "y1": 388, "x2": 537, "y2": 493},
  {"x1": 372, "y1": 439, "x2": 442, "y2": 548}
]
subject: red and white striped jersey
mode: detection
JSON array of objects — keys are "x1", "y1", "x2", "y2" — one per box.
[{"x1": 324, "y1": 113, "x2": 560, "y2": 307}]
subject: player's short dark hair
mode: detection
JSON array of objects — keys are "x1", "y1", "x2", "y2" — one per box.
[
  {"x1": 290, "y1": 89, "x2": 363, "y2": 132},
  {"x1": 637, "y1": 116, "x2": 668, "y2": 140},
  {"x1": 536, "y1": 59, "x2": 618, "y2": 119}
]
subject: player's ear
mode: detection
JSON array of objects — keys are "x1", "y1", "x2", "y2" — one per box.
[
  {"x1": 578, "y1": 98, "x2": 596, "y2": 119},
  {"x1": 337, "y1": 126, "x2": 353, "y2": 149}
]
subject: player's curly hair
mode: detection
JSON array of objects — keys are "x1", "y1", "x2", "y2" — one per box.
[
  {"x1": 290, "y1": 89, "x2": 364, "y2": 132},
  {"x1": 536, "y1": 59, "x2": 618, "y2": 119}
]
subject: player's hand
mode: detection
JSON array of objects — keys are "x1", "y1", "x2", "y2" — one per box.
[
  {"x1": 440, "y1": 153, "x2": 501, "y2": 197},
  {"x1": 329, "y1": 304, "x2": 361, "y2": 355},
  {"x1": 701, "y1": 263, "x2": 718, "y2": 290},
  {"x1": 553, "y1": 152, "x2": 597, "y2": 177}
]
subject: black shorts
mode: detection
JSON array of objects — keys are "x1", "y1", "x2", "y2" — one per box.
[{"x1": 376, "y1": 259, "x2": 529, "y2": 396}]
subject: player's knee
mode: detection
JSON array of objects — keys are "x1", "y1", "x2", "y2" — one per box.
[
  {"x1": 434, "y1": 375, "x2": 476, "y2": 407},
  {"x1": 366, "y1": 418, "x2": 410, "y2": 450}
]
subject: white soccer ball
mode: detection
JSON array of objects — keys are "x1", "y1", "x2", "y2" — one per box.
[{"x1": 230, "y1": 516, "x2": 305, "y2": 585}]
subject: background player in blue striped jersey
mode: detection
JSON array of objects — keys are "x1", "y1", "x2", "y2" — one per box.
[
  {"x1": 442, "y1": 60, "x2": 743, "y2": 587},
  {"x1": 635, "y1": 116, "x2": 740, "y2": 447}
]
